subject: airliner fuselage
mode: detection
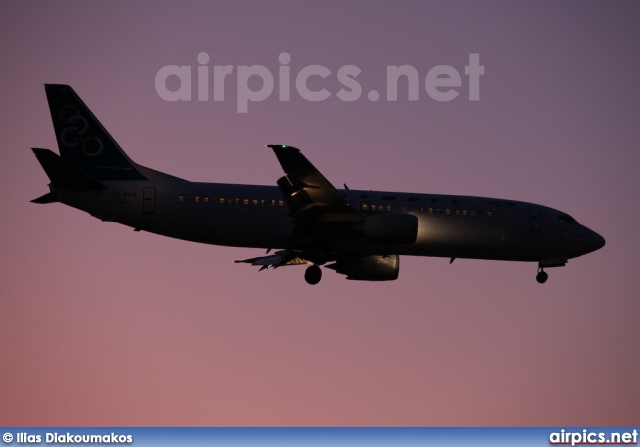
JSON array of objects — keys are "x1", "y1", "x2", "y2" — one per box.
[{"x1": 33, "y1": 85, "x2": 605, "y2": 285}]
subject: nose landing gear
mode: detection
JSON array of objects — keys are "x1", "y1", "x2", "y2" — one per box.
[
  {"x1": 536, "y1": 258, "x2": 567, "y2": 284},
  {"x1": 536, "y1": 268, "x2": 548, "y2": 284}
]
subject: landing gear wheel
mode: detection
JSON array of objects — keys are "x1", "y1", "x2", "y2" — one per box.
[
  {"x1": 536, "y1": 270, "x2": 548, "y2": 284},
  {"x1": 305, "y1": 265, "x2": 322, "y2": 285}
]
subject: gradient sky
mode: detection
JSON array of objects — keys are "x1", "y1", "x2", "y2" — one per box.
[{"x1": 1, "y1": 1, "x2": 639, "y2": 426}]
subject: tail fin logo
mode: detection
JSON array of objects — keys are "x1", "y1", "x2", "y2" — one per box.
[
  {"x1": 45, "y1": 84, "x2": 151, "y2": 181},
  {"x1": 58, "y1": 104, "x2": 104, "y2": 157}
]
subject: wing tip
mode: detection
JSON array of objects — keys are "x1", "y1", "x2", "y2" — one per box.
[
  {"x1": 266, "y1": 144, "x2": 300, "y2": 152},
  {"x1": 31, "y1": 192, "x2": 58, "y2": 204}
]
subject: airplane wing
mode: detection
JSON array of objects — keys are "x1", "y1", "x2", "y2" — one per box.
[
  {"x1": 268, "y1": 145, "x2": 361, "y2": 222},
  {"x1": 237, "y1": 146, "x2": 360, "y2": 271},
  {"x1": 235, "y1": 249, "x2": 314, "y2": 270}
]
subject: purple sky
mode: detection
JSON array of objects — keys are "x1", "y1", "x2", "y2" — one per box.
[{"x1": 1, "y1": 1, "x2": 639, "y2": 425}]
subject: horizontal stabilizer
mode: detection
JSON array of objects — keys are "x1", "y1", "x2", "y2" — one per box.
[
  {"x1": 32, "y1": 148, "x2": 104, "y2": 191},
  {"x1": 31, "y1": 192, "x2": 58, "y2": 204}
]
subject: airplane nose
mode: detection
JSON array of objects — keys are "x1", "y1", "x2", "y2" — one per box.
[
  {"x1": 565, "y1": 226, "x2": 605, "y2": 258},
  {"x1": 584, "y1": 227, "x2": 605, "y2": 254}
]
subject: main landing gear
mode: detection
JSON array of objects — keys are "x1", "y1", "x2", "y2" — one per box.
[
  {"x1": 305, "y1": 265, "x2": 322, "y2": 285},
  {"x1": 536, "y1": 268, "x2": 548, "y2": 284}
]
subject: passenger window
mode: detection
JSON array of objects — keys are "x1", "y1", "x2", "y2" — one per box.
[
  {"x1": 462, "y1": 210, "x2": 467, "y2": 216},
  {"x1": 428, "y1": 208, "x2": 433, "y2": 214},
  {"x1": 470, "y1": 210, "x2": 475, "y2": 216},
  {"x1": 362, "y1": 203, "x2": 369, "y2": 211},
  {"x1": 401, "y1": 207, "x2": 407, "y2": 213},
  {"x1": 279, "y1": 200, "x2": 284, "y2": 206},
  {"x1": 252, "y1": 199, "x2": 258, "y2": 205},
  {"x1": 386, "y1": 205, "x2": 391, "y2": 212},
  {"x1": 243, "y1": 199, "x2": 249, "y2": 205},
  {"x1": 445, "y1": 209, "x2": 451, "y2": 215},
  {"x1": 179, "y1": 196, "x2": 184, "y2": 202},
  {"x1": 220, "y1": 198, "x2": 225, "y2": 204}
]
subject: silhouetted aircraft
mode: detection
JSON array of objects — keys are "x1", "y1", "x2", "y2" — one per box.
[{"x1": 32, "y1": 85, "x2": 605, "y2": 284}]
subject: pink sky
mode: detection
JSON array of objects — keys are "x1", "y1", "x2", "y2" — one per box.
[{"x1": 1, "y1": 1, "x2": 639, "y2": 425}]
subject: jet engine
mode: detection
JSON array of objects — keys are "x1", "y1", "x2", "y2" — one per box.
[
  {"x1": 327, "y1": 254, "x2": 399, "y2": 281},
  {"x1": 362, "y1": 213, "x2": 418, "y2": 245}
]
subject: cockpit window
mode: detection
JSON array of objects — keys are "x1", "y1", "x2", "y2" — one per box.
[{"x1": 558, "y1": 213, "x2": 576, "y2": 224}]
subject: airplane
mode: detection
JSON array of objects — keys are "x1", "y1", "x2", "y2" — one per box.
[{"x1": 32, "y1": 84, "x2": 605, "y2": 285}]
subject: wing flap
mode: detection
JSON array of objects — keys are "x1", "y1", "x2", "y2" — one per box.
[{"x1": 235, "y1": 249, "x2": 314, "y2": 270}]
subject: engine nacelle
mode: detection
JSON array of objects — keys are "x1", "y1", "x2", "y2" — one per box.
[
  {"x1": 363, "y1": 213, "x2": 418, "y2": 245},
  {"x1": 328, "y1": 254, "x2": 400, "y2": 281}
]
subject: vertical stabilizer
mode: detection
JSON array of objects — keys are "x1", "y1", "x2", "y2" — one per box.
[{"x1": 45, "y1": 84, "x2": 148, "y2": 181}]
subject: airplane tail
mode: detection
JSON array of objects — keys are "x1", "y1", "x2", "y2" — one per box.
[
  {"x1": 30, "y1": 147, "x2": 104, "y2": 204},
  {"x1": 42, "y1": 84, "x2": 182, "y2": 182},
  {"x1": 44, "y1": 84, "x2": 148, "y2": 181},
  {"x1": 32, "y1": 147, "x2": 104, "y2": 190}
]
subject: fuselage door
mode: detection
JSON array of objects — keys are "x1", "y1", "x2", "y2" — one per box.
[
  {"x1": 143, "y1": 187, "x2": 156, "y2": 214},
  {"x1": 529, "y1": 206, "x2": 541, "y2": 232}
]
